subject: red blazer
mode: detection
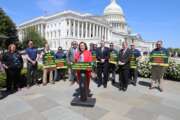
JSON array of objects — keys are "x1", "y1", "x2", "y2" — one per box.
[
  {"x1": 75, "y1": 50, "x2": 92, "y2": 63},
  {"x1": 75, "y1": 50, "x2": 92, "y2": 82}
]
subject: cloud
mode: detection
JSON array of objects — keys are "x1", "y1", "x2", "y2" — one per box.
[{"x1": 37, "y1": 0, "x2": 69, "y2": 14}]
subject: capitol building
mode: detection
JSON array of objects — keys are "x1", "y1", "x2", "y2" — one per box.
[{"x1": 18, "y1": 0, "x2": 156, "y2": 52}]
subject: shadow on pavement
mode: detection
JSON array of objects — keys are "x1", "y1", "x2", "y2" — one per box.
[
  {"x1": 0, "y1": 89, "x2": 15, "y2": 100},
  {"x1": 112, "y1": 82, "x2": 119, "y2": 88},
  {"x1": 138, "y1": 81, "x2": 151, "y2": 87}
]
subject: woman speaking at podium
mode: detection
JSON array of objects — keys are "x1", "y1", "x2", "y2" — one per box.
[{"x1": 74, "y1": 42, "x2": 93, "y2": 97}]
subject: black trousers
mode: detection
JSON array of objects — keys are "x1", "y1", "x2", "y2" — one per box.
[
  {"x1": 27, "y1": 62, "x2": 38, "y2": 86},
  {"x1": 119, "y1": 68, "x2": 129, "y2": 89},
  {"x1": 130, "y1": 68, "x2": 138, "y2": 84},
  {"x1": 109, "y1": 63, "x2": 116, "y2": 82},
  {"x1": 5, "y1": 68, "x2": 21, "y2": 91},
  {"x1": 97, "y1": 62, "x2": 109, "y2": 86}
]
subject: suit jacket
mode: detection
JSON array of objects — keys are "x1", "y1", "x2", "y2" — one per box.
[
  {"x1": 118, "y1": 48, "x2": 131, "y2": 69},
  {"x1": 96, "y1": 47, "x2": 110, "y2": 62},
  {"x1": 67, "y1": 48, "x2": 78, "y2": 63}
]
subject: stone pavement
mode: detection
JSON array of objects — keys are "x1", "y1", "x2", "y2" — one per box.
[{"x1": 0, "y1": 77, "x2": 180, "y2": 120}]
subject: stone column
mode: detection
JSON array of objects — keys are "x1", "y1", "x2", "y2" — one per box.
[
  {"x1": 100, "y1": 27, "x2": 102, "y2": 40},
  {"x1": 89, "y1": 23, "x2": 92, "y2": 38},
  {"x1": 103, "y1": 27, "x2": 105, "y2": 41},
  {"x1": 73, "y1": 20, "x2": 76, "y2": 37},
  {"x1": 105, "y1": 28, "x2": 107, "y2": 41},
  {"x1": 66, "y1": 19, "x2": 69, "y2": 37},
  {"x1": 37, "y1": 25, "x2": 40, "y2": 34},
  {"x1": 94, "y1": 24, "x2": 96, "y2": 37},
  {"x1": 68, "y1": 19, "x2": 70, "y2": 37},
  {"x1": 85, "y1": 22, "x2": 88, "y2": 39},
  {"x1": 93, "y1": 24, "x2": 95, "y2": 38},
  {"x1": 106, "y1": 28, "x2": 108, "y2": 41},
  {"x1": 77, "y1": 21, "x2": 80, "y2": 38},
  {"x1": 97, "y1": 26, "x2": 99, "y2": 39},
  {"x1": 69, "y1": 19, "x2": 71, "y2": 37},
  {"x1": 41, "y1": 24, "x2": 44, "y2": 37},
  {"x1": 81, "y1": 22, "x2": 84, "y2": 38}
]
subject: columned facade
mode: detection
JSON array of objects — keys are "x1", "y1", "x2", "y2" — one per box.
[{"x1": 18, "y1": 0, "x2": 155, "y2": 52}]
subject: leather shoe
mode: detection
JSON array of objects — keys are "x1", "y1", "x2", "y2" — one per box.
[
  {"x1": 123, "y1": 88, "x2": 127, "y2": 91},
  {"x1": 98, "y1": 84, "x2": 102, "y2": 87},
  {"x1": 103, "y1": 84, "x2": 107, "y2": 88}
]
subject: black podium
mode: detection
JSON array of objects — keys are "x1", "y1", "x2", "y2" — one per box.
[{"x1": 70, "y1": 63, "x2": 96, "y2": 107}]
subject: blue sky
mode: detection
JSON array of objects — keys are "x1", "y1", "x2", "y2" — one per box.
[{"x1": 0, "y1": 0, "x2": 179, "y2": 48}]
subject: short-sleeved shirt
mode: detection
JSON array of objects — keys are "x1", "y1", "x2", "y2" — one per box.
[
  {"x1": 55, "y1": 51, "x2": 66, "y2": 59},
  {"x1": 130, "y1": 49, "x2": 141, "y2": 58},
  {"x1": 26, "y1": 48, "x2": 38, "y2": 61}
]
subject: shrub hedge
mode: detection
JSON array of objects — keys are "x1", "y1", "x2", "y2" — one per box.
[
  {"x1": 0, "y1": 64, "x2": 44, "y2": 88},
  {"x1": 138, "y1": 60, "x2": 180, "y2": 81},
  {"x1": 1, "y1": 61, "x2": 179, "y2": 88}
]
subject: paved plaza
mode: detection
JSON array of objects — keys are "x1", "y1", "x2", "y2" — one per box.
[{"x1": 0, "y1": 77, "x2": 180, "y2": 120}]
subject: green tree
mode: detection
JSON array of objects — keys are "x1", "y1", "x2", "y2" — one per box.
[
  {"x1": 21, "y1": 27, "x2": 46, "y2": 49},
  {"x1": 0, "y1": 8, "x2": 18, "y2": 49}
]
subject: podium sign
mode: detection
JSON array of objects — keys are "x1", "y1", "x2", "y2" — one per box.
[{"x1": 71, "y1": 62, "x2": 92, "y2": 70}]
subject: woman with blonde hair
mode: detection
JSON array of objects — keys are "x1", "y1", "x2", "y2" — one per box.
[{"x1": 2, "y1": 44, "x2": 23, "y2": 92}]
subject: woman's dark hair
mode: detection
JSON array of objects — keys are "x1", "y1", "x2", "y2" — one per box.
[{"x1": 78, "y1": 42, "x2": 88, "y2": 53}]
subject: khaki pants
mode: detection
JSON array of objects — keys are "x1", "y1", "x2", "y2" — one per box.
[
  {"x1": 151, "y1": 66, "x2": 166, "y2": 89},
  {"x1": 43, "y1": 68, "x2": 54, "y2": 85}
]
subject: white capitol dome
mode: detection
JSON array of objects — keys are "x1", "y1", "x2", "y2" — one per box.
[{"x1": 104, "y1": 0, "x2": 124, "y2": 15}]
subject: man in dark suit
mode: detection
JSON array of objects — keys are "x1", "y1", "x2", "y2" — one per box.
[
  {"x1": 96, "y1": 41, "x2": 110, "y2": 88},
  {"x1": 118, "y1": 41, "x2": 131, "y2": 91}
]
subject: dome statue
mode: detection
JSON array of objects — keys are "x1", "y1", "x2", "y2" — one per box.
[{"x1": 104, "y1": 0, "x2": 124, "y2": 15}]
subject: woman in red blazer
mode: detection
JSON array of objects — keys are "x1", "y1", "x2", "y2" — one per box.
[{"x1": 75, "y1": 42, "x2": 92, "y2": 93}]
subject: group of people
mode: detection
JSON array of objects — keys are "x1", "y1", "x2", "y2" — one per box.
[
  {"x1": 90, "y1": 41, "x2": 141, "y2": 91},
  {"x1": 0, "y1": 39, "x2": 168, "y2": 94}
]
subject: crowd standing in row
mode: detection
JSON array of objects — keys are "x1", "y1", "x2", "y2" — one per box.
[{"x1": 0, "y1": 39, "x2": 169, "y2": 94}]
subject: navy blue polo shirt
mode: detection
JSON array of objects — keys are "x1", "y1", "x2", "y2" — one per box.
[
  {"x1": 130, "y1": 49, "x2": 141, "y2": 58},
  {"x1": 26, "y1": 48, "x2": 38, "y2": 61}
]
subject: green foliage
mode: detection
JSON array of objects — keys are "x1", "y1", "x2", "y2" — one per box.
[
  {"x1": 138, "y1": 60, "x2": 180, "y2": 81},
  {"x1": 164, "y1": 61, "x2": 180, "y2": 80},
  {"x1": 0, "y1": 65, "x2": 44, "y2": 88},
  {"x1": 0, "y1": 8, "x2": 18, "y2": 49},
  {"x1": 20, "y1": 27, "x2": 46, "y2": 49},
  {"x1": 21, "y1": 65, "x2": 43, "y2": 79},
  {"x1": 0, "y1": 72, "x2": 6, "y2": 88},
  {"x1": 138, "y1": 61, "x2": 152, "y2": 78}
]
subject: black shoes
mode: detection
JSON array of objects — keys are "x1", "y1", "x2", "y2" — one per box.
[
  {"x1": 111, "y1": 80, "x2": 115, "y2": 85},
  {"x1": 119, "y1": 87, "x2": 122, "y2": 91},
  {"x1": 133, "y1": 82, "x2": 137, "y2": 86},
  {"x1": 122, "y1": 87, "x2": 127, "y2": 91},
  {"x1": 97, "y1": 83, "x2": 102, "y2": 87},
  {"x1": 103, "y1": 84, "x2": 107, "y2": 88},
  {"x1": 119, "y1": 85, "x2": 127, "y2": 92}
]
